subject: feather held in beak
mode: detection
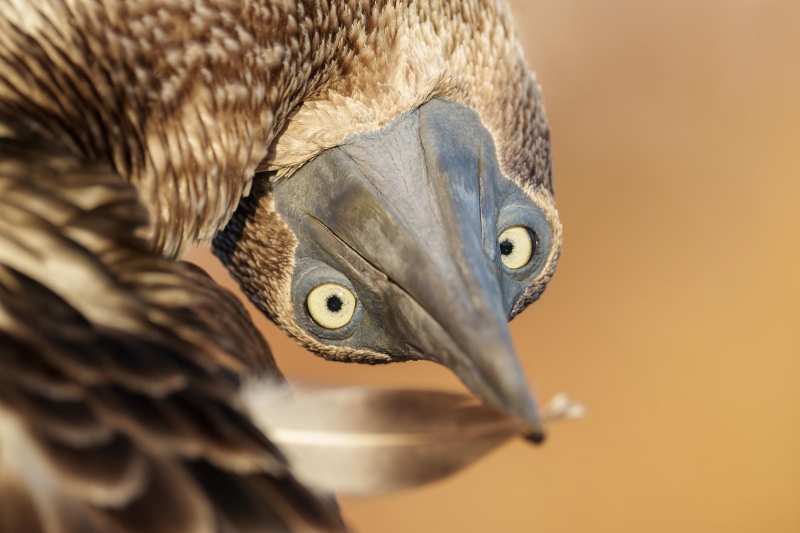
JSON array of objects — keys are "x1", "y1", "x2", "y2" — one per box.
[{"x1": 243, "y1": 382, "x2": 584, "y2": 496}]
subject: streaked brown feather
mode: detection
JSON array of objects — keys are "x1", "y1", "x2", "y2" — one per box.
[
  {"x1": 245, "y1": 386, "x2": 522, "y2": 495},
  {"x1": 0, "y1": 140, "x2": 345, "y2": 532},
  {"x1": 0, "y1": 0, "x2": 555, "y2": 530}
]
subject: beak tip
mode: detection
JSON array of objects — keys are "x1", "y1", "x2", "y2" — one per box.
[
  {"x1": 516, "y1": 414, "x2": 546, "y2": 445},
  {"x1": 524, "y1": 426, "x2": 547, "y2": 445}
]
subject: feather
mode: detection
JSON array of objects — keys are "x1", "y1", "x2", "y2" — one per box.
[
  {"x1": 244, "y1": 382, "x2": 585, "y2": 495},
  {"x1": 0, "y1": 142, "x2": 346, "y2": 532}
]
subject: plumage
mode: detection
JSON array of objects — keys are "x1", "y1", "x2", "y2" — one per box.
[
  {"x1": 0, "y1": 141, "x2": 343, "y2": 532},
  {"x1": 244, "y1": 387, "x2": 584, "y2": 496},
  {"x1": 243, "y1": 386, "x2": 523, "y2": 496},
  {"x1": 0, "y1": 1, "x2": 560, "y2": 531}
]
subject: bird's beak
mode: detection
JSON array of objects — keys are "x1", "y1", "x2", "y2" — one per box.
[
  {"x1": 272, "y1": 99, "x2": 545, "y2": 442},
  {"x1": 382, "y1": 237, "x2": 546, "y2": 443}
]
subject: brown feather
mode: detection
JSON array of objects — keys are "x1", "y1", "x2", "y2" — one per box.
[
  {"x1": 0, "y1": 0, "x2": 556, "y2": 530},
  {"x1": 0, "y1": 141, "x2": 345, "y2": 532},
  {"x1": 245, "y1": 385, "x2": 522, "y2": 495},
  {"x1": 0, "y1": 472, "x2": 44, "y2": 533}
]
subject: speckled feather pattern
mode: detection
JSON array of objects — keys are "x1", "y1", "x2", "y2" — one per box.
[
  {"x1": 0, "y1": 0, "x2": 559, "y2": 526},
  {"x1": 213, "y1": 0, "x2": 561, "y2": 363},
  {"x1": 0, "y1": 0, "x2": 556, "y2": 253},
  {"x1": 0, "y1": 141, "x2": 345, "y2": 532},
  {"x1": 0, "y1": 0, "x2": 559, "y2": 364}
]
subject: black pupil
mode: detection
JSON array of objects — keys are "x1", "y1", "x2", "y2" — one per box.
[
  {"x1": 326, "y1": 295, "x2": 343, "y2": 313},
  {"x1": 500, "y1": 240, "x2": 514, "y2": 256}
]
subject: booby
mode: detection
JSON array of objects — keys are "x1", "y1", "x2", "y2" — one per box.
[
  {"x1": 213, "y1": 3, "x2": 561, "y2": 437},
  {"x1": 0, "y1": 0, "x2": 560, "y2": 531}
]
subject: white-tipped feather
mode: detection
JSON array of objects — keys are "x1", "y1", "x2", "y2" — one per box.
[{"x1": 242, "y1": 380, "x2": 584, "y2": 495}]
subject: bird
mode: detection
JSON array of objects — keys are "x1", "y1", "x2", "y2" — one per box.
[{"x1": 0, "y1": 1, "x2": 561, "y2": 532}]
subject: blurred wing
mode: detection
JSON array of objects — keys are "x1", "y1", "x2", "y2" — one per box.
[{"x1": 0, "y1": 139, "x2": 345, "y2": 533}]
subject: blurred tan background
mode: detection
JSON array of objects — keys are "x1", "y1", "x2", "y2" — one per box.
[{"x1": 187, "y1": 1, "x2": 800, "y2": 531}]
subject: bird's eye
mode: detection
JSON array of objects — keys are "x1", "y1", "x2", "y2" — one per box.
[
  {"x1": 498, "y1": 226, "x2": 536, "y2": 269},
  {"x1": 306, "y1": 283, "x2": 357, "y2": 329}
]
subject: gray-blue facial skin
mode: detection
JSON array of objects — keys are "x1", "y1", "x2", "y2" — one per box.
[{"x1": 273, "y1": 98, "x2": 553, "y2": 441}]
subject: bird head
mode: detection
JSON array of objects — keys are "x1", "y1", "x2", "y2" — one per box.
[{"x1": 214, "y1": 4, "x2": 561, "y2": 442}]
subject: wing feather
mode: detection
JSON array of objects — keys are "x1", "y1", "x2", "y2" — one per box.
[{"x1": 0, "y1": 139, "x2": 345, "y2": 533}]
